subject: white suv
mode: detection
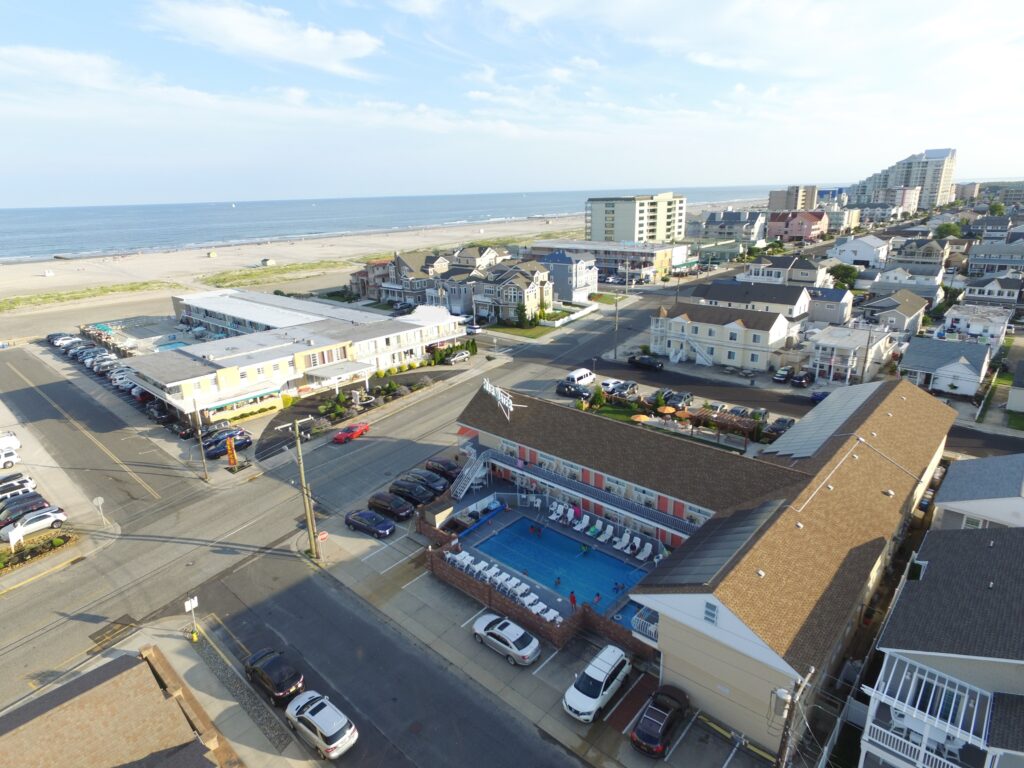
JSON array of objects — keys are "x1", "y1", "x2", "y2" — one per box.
[
  {"x1": 0, "y1": 449, "x2": 19, "y2": 470},
  {"x1": 285, "y1": 691, "x2": 358, "y2": 760},
  {"x1": 563, "y1": 645, "x2": 632, "y2": 723}
]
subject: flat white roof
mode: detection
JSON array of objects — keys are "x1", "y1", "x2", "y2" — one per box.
[
  {"x1": 176, "y1": 289, "x2": 388, "y2": 329},
  {"x1": 532, "y1": 239, "x2": 686, "y2": 254}
]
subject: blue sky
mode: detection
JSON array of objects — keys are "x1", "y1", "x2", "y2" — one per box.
[{"x1": 2, "y1": 0, "x2": 1022, "y2": 207}]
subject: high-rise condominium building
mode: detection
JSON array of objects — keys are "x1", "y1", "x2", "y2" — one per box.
[
  {"x1": 955, "y1": 182, "x2": 980, "y2": 200},
  {"x1": 584, "y1": 191, "x2": 687, "y2": 243},
  {"x1": 767, "y1": 185, "x2": 818, "y2": 211},
  {"x1": 850, "y1": 148, "x2": 957, "y2": 209}
]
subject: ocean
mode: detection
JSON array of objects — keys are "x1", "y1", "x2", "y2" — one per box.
[{"x1": 0, "y1": 186, "x2": 773, "y2": 263}]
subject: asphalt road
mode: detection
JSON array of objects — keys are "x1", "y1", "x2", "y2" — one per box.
[{"x1": 199, "y1": 550, "x2": 583, "y2": 768}]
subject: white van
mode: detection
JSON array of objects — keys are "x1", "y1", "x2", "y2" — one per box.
[
  {"x1": 564, "y1": 368, "x2": 596, "y2": 387},
  {"x1": 0, "y1": 432, "x2": 21, "y2": 453}
]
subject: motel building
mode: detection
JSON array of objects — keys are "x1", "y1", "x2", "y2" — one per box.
[{"x1": 446, "y1": 380, "x2": 954, "y2": 753}]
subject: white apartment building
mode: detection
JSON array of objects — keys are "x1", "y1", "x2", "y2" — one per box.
[
  {"x1": 850, "y1": 148, "x2": 957, "y2": 209},
  {"x1": 649, "y1": 304, "x2": 791, "y2": 371},
  {"x1": 585, "y1": 191, "x2": 687, "y2": 243},
  {"x1": 871, "y1": 186, "x2": 922, "y2": 214},
  {"x1": 810, "y1": 325, "x2": 894, "y2": 384},
  {"x1": 830, "y1": 235, "x2": 890, "y2": 269}
]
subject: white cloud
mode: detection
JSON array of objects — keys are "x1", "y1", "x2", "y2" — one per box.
[
  {"x1": 464, "y1": 64, "x2": 497, "y2": 84},
  {"x1": 569, "y1": 56, "x2": 600, "y2": 71},
  {"x1": 388, "y1": 0, "x2": 444, "y2": 16},
  {"x1": 0, "y1": 46, "x2": 123, "y2": 91},
  {"x1": 686, "y1": 51, "x2": 763, "y2": 72},
  {"x1": 547, "y1": 67, "x2": 572, "y2": 83},
  {"x1": 149, "y1": 0, "x2": 382, "y2": 77}
]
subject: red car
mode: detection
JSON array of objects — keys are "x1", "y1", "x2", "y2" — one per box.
[{"x1": 333, "y1": 422, "x2": 370, "y2": 444}]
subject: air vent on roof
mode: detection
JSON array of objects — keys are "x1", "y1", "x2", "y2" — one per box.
[
  {"x1": 989, "y1": 581, "x2": 994, "y2": 589},
  {"x1": 989, "y1": 540, "x2": 995, "y2": 548},
  {"x1": 795, "y1": 521, "x2": 804, "y2": 529},
  {"x1": 884, "y1": 489, "x2": 895, "y2": 497},
  {"x1": 756, "y1": 569, "x2": 766, "y2": 578},
  {"x1": 307, "y1": 339, "x2": 315, "y2": 346},
  {"x1": 871, "y1": 431, "x2": 878, "y2": 437},
  {"x1": 852, "y1": 454, "x2": 859, "y2": 460},
  {"x1": 887, "y1": 412, "x2": 893, "y2": 417},
  {"x1": 826, "y1": 484, "x2": 834, "y2": 491}
]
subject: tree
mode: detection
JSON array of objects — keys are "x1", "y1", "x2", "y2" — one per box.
[
  {"x1": 515, "y1": 302, "x2": 528, "y2": 328},
  {"x1": 590, "y1": 387, "x2": 606, "y2": 408},
  {"x1": 935, "y1": 222, "x2": 962, "y2": 239},
  {"x1": 989, "y1": 202, "x2": 1006, "y2": 216},
  {"x1": 537, "y1": 296, "x2": 548, "y2": 321},
  {"x1": 828, "y1": 264, "x2": 859, "y2": 290}
]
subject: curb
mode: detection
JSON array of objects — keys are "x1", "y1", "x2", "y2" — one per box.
[{"x1": 0, "y1": 521, "x2": 121, "y2": 595}]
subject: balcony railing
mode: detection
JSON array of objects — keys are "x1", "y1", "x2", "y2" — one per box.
[
  {"x1": 865, "y1": 724, "x2": 967, "y2": 768},
  {"x1": 631, "y1": 606, "x2": 659, "y2": 643}
]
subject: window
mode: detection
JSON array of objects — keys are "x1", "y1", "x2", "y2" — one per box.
[
  {"x1": 752, "y1": 333, "x2": 762, "y2": 343},
  {"x1": 239, "y1": 370, "x2": 248, "y2": 380},
  {"x1": 962, "y1": 516, "x2": 985, "y2": 529},
  {"x1": 707, "y1": 346, "x2": 715, "y2": 355},
  {"x1": 690, "y1": 326, "x2": 699, "y2": 335},
  {"x1": 727, "y1": 351, "x2": 736, "y2": 360},
  {"x1": 704, "y1": 602, "x2": 718, "y2": 625},
  {"x1": 707, "y1": 328, "x2": 715, "y2": 337},
  {"x1": 272, "y1": 363, "x2": 280, "y2": 372},
  {"x1": 728, "y1": 331, "x2": 738, "y2": 341},
  {"x1": 750, "y1": 353, "x2": 760, "y2": 362},
  {"x1": 256, "y1": 367, "x2": 264, "y2": 376}
]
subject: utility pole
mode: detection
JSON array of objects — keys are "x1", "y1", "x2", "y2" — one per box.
[
  {"x1": 294, "y1": 419, "x2": 319, "y2": 560},
  {"x1": 775, "y1": 667, "x2": 816, "y2": 768},
  {"x1": 192, "y1": 399, "x2": 209, "y2": 483},
  {"x1": 614, "y1": 296, "x2": 620, "y2": 360}
]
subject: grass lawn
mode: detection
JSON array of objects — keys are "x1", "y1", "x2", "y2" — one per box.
[
  {"x1": 996, "y1": 371, "x2": 1014, "y2": 386},
  {"x1": 588, "y1": 293, "x2": 619, "y2": 305},
  {"x1": 590, "y1": 403, "x2": 643, "y2": 423},
  {"x1": 0, "y1": 281, "x2": 181, "y2": 313},
  {"x1": 490, "y1": 323, "x2": 556, "y2": 339},
  {"x1": 1008, "y1": 411, "x2": 1024, "y2": 431},
  {"x1": 366, "y1": 301, "x2": 393, "y2": 311}
]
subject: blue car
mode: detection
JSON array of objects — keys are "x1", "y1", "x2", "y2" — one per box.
[
  {"x1": 810, "y1": 391, "x2": 830, "y2": 403},
  {"x1": 344, "y1": 510, "x2": 396, "y2": 539},
  {"x1": 205, "y1": 434, "x2": 253, "y2": 459}
]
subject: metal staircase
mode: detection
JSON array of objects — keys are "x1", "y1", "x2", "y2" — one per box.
[{"x1": 451, "y1": 453, "x2": 487, "y2": 499}]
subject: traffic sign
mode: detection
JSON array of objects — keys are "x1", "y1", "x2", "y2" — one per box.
[
  {"x1": 184, "y1": 596, "x2": 198, "y2": 613},
  {"x1": 317, "y1": 530, "x2": 329, "y2": 542}
]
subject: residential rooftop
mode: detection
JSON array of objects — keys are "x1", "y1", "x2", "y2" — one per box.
[{"x1": 935, "y1": 453, "x2": 1024, "y2": 504}]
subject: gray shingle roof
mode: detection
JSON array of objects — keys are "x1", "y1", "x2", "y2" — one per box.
[
  {"x1": 863, "y1": 289, "x2": 927, "y2": 315},
  {"x1": 879, "y1": 527, "x2": 1024, "y2": 660},
  {"x1": 990, "y1": 694, "x2": 1024, "y2": 751},
  {"x1": 900, "y1": 337, "x2": 990, "y2": 375},
  {"x1": 935, "y1": 453, "x2": 1024, "y2": 503},
  {"x1": 1015, "y1": 361, "x2": 1024, "y2": 389},
  {"x1": 967, "y1": 276, "x2": 1022, "y2": 290},
  {"x1": 666, "y1": 303, "x2": 786, "y2": 331},
  {"x1": 685, "y1": 281, "x2": 808, "y2": 306}
]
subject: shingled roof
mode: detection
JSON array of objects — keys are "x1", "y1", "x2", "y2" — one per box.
[
  {"x1": 638, "y1": 380, "x2": 955, "y2": 674},
  {"x1": 664, "y1": 303, "x2": 787, "y2": 331},
  {"x1": 456, "y1": 388, "x2": 808, "y2": 514}
]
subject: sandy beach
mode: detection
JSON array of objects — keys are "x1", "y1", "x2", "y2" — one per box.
[{"x1": 0, "y1": 198, "x2": 765, "y2": 305}]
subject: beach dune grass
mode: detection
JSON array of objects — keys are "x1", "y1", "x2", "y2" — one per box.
[
  {"x1": 0, "y1": 281, "x2": 180, "y2": 313},
  {"x1": 202, "y1": 259, "x2": 356, "y2": 288}
]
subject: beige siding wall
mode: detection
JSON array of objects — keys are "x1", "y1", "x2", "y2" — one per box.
[{"x1": 659, "y1": 616, "x2": 791, "y2": 751}]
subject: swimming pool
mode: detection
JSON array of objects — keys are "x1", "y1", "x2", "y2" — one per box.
[
  {"x1": 477, "y1": 516, "x2": 648, "y2": 614},
  {"x1": 157, "y1": 341, "x2": 189, "y2": 351}
]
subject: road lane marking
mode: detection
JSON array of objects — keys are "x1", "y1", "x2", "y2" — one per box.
[
  {"x1": 532, "y1": 647, "x2": 560, "y2": 676},
  {"x1": 400, "y1": 572, "x2": 428, "y2": 590},
  {"x1": 207, "y1": 612, "x2": 251, "y2": 657},
  {"x1": 461, "y1": 607, "x2": 486, "y2": 628},
  {"x1": 6, "y1": 364, "x2": 161, "y2": 500}
]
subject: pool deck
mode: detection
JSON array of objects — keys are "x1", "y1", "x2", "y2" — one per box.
[{"x1": 456, "y1": 496, "x2": 655, "y2": 619}]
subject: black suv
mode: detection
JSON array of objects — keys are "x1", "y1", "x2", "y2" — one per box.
[
  {"x1": 389, "y1": 479, "x2": 434, "y2": 506},
  {"x1": 629, "y1": 685, "x2": 690, "y2": 757},
  {"x1": 556, "y1": 381, "x2": 591, "y2": 399},
  {"x1": 627, "y1": 354, "x2": 664, "y2": 371},
  {"x1": 402, "y1": 469, "x2": 448, "y2": 495},
  {"x1": 367, "y1": 492, "x2": 414, "y2": 521},
  {"x1": 243, "y1": 649, "x2": 304, "y2": 706},
  {"x1": 424, "y1": 458, "x2": 460, "y2": 482},
  {"x1": 772, "y1": 366, "x2": 793, "y2": 383},
  {"x1": 790, "y1": 371, "x2": 815, "y2": 387}
]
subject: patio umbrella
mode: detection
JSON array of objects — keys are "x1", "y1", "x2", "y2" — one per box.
[
  {"x1": 673, "y1": 410, "x2": 690, "y2": 420},
  {"x1": 656, "y1": 405, "x2": 676, "y2": 415},
  {"x1": 630, "y1": 414, "x2": 650, "y2": 423}
]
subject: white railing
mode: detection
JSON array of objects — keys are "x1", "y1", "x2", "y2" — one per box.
[
  {"x1": 865, "y1": 724, "x2": 963, "y2": 768},
  {"x1": 451, "y1": 454, "x2": 486, "y2": 499}
]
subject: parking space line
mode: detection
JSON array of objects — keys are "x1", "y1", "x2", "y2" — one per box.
[
  {"x1": 206, "y1": 612, "x2": 251, "y2": 657},
  {"x1": 401, "y1": 572, "x2": 428, "y2": 590},
  {"x1": 380, "y1": 547, "x2": 422, "y2": 573},
  {"x1": 531, "y1": 647, "x2": 560, "y2": 676},
  {"x1": 7, "y1": 364, "x2": 161, "y2": 500},
  {"x1": 664, "y1": 709, "x2": 700, "y2": 761},
  {"x1": 722, "y1": 743, "x2": 740, "y2": 768},
  {"x1": 359, "y1": 532, "x2": 409, "y2": 561},
  {"x1": 603, "y1": 673, "x2": 643, "y2": 722},
  {"x1": 460, "y1": 607, "x2": 486, "y2": 628}
]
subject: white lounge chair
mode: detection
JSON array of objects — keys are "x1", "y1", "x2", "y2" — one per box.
[
  {"x1": 548, "y1": 505, "x2": 563, "y2": 523},
  {"x1": 512, "y1": 582, "x2": 530, "y2": 598},
  {"x1": 492, "y1": 572, "x2": 511, "y2": 589},
  {"x1": 628, "y1": 536, "x2": 641, "y2": 555},
  {"x1": 470, "y1": 560, "x2": 489, "y2": 578},
  {"x1": 635, "y1": 542, "x2": 653, "y2": 562},
  {"x1": 613, "y1": 532, "x2": 631, "y2": 551},
  {"x1": 454, "y1": 552, "x2": 474, "y2": 570},
  {"x1": 530, "y1": 601, "x2": 548, "y2": 615},
  {"x1": 521, "y1": 592, "x2": 540, "y2": 608},
  {"x1": 573, "y1": 514, "x2": 591, "y2": 532},
  {"x1": 597, "y1": 525, "x2": 615, "y2": 544},
  {"x1": 541, "y1": 608, "x2": 560, "y2": 622},
  {"x1": 482, "y1": 565, "x2": 500, "y2": 582},
  {"x1": 504, "y1": 577, "x2": 521, "y2": 592},
  {"x1": 586, "y1": 519, "x2": 603, "y2": 537}
]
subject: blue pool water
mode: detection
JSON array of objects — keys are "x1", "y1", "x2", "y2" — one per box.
[
  {"x1": 477, "y1": 517, "x2": 648, "y2": 614},
  {"x1": 157, "y1": 341, "x2": 188, "y2": 351}
]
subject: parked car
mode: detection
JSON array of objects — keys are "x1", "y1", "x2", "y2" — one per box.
[
  {"x1": 630, "y1": 685, "x2": 690, "y2": 757},
  {"x1": 611, "y1": 381, "x2": 640, "y2": 398},
  {"x1": 152, "y1": 411, "x2": 177, "y2": 425},
  {"x1": 810, "y1": 391, "x2": 830, "y2": 403},
  {"x1": 332, "y1": 422, "x2": 370, "y2": 444},
  {"x1": 0, "y1": 432, "x2": 20, "y2": 452},
  {"x1": 344, "y1": 509, "x2": 396, "y2": 539},
  {"x1": 472, "y1": 613, "x2": 541, "y2": 666},
  {"x1": 766, "y1": 417, "x2": 796, "y2": 434},
  {"x1": 666, "y1": 392, "x2": 693, "y2": 409},
  {"x1": 388, "y1": 479, "x2": 434, "y2": 506},
  {"x1": 205, "y1": 434, "x2": 253, "y2": 459},
  {"x1": 199, "y1": 420, "x2": 232, "y2": 437},
  {"x1": 562, "y1": 645, "x2": 632, "y2": 723},
  {"x1": 243, "y1": 648, "x2": 305, "y2": 706},
  {"x1": 0, "y1": 449, "x2": 19, "y2": 469},
  {"x1": 643, "y1": 389, "x2": 676, "y2": 407},
  {"x1": 285, "y1": 691, "x2": 359, "y2": 760},
  {"x1": 170, "y1": 422, "x2": 195, "y2": 439},
  {"x1": 728, "y1": 406, "x2": 750, "y2": 418},
  {"x1": 0, "y1": 507, "x2": 66, "y2": 542},
  {"x1": 0, "y1": 476, "x2": 36, "y2": 495},
  {"x1": 772, "y1": 366, "x2": 794, "y2": 383},
  {"x1": 445, "y1": 350, "x2": 471, "y2": 365},
  {"x1": 202, "y1": 427, "x2": 247, "y2": 448},
  {"x1": 466, "y1": 324, "x2": 483, "y2": 335},
  {"x1": 703, "y1": 402, "x2": 727, "y2": 414},
  {"x1": 366, "y1": 492, "x2": 414, "y2": 521},
  {"x1": 117, "y1": 379, "x2": 136, "y2": 391},
  {"x1": 0, "y1": 471, "x2": 27, "y2": 487},
  {"x1": 46, "y1": 332, "x2": 73, "y2": 343},
  {"x1": 599, "y1": 378, "x2": 624, "y2": 394},
  {"x1": 790, "y1": 371, "x2": 815, "y2": 388},
  {"x1": 627, "y1": 355, "x2": 664, "y2": 371},
  {"x1": 751, "y1": 407, "x2": 769, "y2": 423},
  {"x1": 0, "y1": 495, "x2": 51, "y2": 527},
  {"x1": 401, "y1": 469, "x2": 448, "y2": 495},
  {"x1": 424, "y1": 458, "x2": 460, "y2": 482},
  {"x1": 556, "y1": 381, "x2": 591, "y2": 399}
]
